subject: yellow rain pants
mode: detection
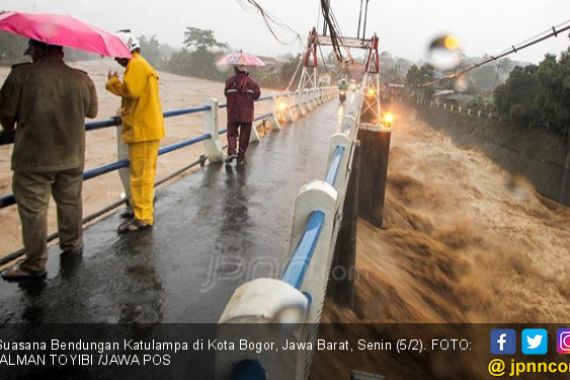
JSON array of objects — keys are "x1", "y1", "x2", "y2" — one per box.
[
  {"x1": 128, "y1": 140, "x2": 159, "y2": 225},
  {"x1": 105, "y1": 52, "x2": 165, "y2": 225}
]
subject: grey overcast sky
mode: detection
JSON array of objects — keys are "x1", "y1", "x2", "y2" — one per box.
[{"x1": 1, "y1": 0, "x2": 569, "y2": 63}]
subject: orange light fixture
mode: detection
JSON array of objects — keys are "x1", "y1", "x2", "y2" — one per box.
[{"x1": 383, "y1": 112, "x2": 395, "y2": 126}]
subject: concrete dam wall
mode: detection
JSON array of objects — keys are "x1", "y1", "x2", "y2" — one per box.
[{"x1": 414, "y1": 104, "x2": 570, "y2": 205}]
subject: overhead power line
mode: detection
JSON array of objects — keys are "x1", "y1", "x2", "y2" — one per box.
[
  {"x1": 320, "y1": 0, "x2": 345, "y2": 61},
  {"x1": 419, "y1": 20, "x2": 570, "y2": 87},
  {"x1": 235, "y1": 0, "x2": 303, "y2": 46}
]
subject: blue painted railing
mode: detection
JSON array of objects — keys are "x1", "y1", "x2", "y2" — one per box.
[
  {"x1": 0, "y1": 87, "x2": 333, "y2": 210},
  {"x1": 0, "y1": 195, "x2": 15, "y2": 208},
  {"x1": 281, "y1": 210, "x2": 326, "y2": 289},
  {"x1": 158, "y1": 133, "x2": 212, "y2": 155},
  {"x1": 280, "y1": 143, "x2": 346, "y2": 289},
  {"x1": 85, "y1": 117, "x2": 120, "y2": 131},
  {"x1": 83, "y1": 160, "x2": 130, "y2": 180},
  {"x1": 0, "y1": 96, "x2": 281, "y2": 209},
  {"x1": 163, "y1": 105, "x2": 211, "y2": 118},
  {"x1": 325, "y1": 146, "x2": 345, "y2": 186}
]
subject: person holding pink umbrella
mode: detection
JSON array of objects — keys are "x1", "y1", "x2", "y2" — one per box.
[
  {"x1": 0, "y1": 39, "x2": 98, "y2": 281},
  {"x1": 0, "y1": 11, "x2": 128, "y2": 280},
  {"x1": 218, "y1": 51, "x2": 264, "y2": 164},
  {"x1": 224, "y1": 66, "x2": 261, "y2": 164}
]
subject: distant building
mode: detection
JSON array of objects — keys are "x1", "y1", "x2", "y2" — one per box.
[{"x1": 433, "y1": 90, "x2": 475, "y2": 106}]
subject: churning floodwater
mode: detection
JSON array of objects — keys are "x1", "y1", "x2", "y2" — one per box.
[
  {"x1": 313, "y1": 102, "x2": 570, "y2": 378},
  {"x1": 326, "y1": 102, "x2": 570, "y2": 324}
]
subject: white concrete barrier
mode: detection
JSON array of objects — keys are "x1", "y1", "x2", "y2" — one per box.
[{"x1": 202, "y1": 97, "x2": 224, "y2": 163}]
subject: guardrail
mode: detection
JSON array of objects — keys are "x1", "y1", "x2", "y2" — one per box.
[
  {"x1": 0, "y1": 85, "x2": 337, "y2": 265},
  {"x1": 216, "y1": 79, "x2": 367, "y2": 380}
]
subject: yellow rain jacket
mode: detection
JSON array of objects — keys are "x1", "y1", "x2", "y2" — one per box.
[{"x1": 105, "y1": 52, "x2": 165, "y2": 143}]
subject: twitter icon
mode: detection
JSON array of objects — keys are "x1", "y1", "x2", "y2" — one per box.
[{"x1": 522, "y1": 329, "x2": 548, "y2": 355}]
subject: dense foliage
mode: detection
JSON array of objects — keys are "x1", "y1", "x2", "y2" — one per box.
[
  {"x1": 405, "y1": 64, "x2": 435, "y2": 98},
  {"x1": 143, "y1": 27, "x2": 305, "y2": 89},
  {"x1": 494, "y1": 49, "x2": 570, "y2": 135}
]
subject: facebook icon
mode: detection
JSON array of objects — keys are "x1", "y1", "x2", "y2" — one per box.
[{"x1": 491, "y1": 329, "x2": 517, "y2": 355}]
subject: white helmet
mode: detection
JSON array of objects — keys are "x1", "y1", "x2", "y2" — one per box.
[{"x1": 116, "y1": 29, "x2": 140, "y2": 52}]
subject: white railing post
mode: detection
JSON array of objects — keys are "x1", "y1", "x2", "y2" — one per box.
[
  {"x1": 308, "y1": 88, "x2": 315, "y2": 110},
  {"x1": 216, "y1": 278, "x2": 308, "y2": 380},
  {"x1": 288, "y1": 93, "x2": 297, "y2": 122},
  {"x1": 202, "y1": 97, "x2": 224, "y2": 163},
  {"x1": 287, "y1": 180, "x2": 337, "y2": 324},
  {"x1": 270, "y1": 92, "x2": 283, "y2": 130},
  {"x1": 116, "y1": 123, "x2": 131, "y2": 202},
  {"x1": 305, "y1": 89, "x2": 313, "y2": 112},
  {"x1": 311, "y1": 88, "x2": 318, "y2": 109},
  {"x1": 298, "y1": 89, "x2": 307, "y2": 116}
]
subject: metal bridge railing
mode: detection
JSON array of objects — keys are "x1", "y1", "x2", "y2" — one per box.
[
  {"x1": 281, "y1": 210, "x2": 326, "y2": 290},
  {"x1": 0, "y1": 85, "x2": 337, "y2": 265},
  {"x1": 216, "y1": 81, "x2": 366, "y2": 380}
]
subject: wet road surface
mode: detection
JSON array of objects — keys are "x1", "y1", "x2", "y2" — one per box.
[{"x1": 0, "y1": 101, "x2": 341, "y2": 323}]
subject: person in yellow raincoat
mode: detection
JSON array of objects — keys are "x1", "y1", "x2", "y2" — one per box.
[{"x1": 105, "y1": 30, "x2": 165, "y2": 233}]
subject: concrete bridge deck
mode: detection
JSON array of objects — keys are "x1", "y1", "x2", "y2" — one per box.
[{"x1": 0, "y1": 101, "x2": 341, "y2": 324}]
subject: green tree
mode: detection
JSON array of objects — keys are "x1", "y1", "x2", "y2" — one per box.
[
  {"x1": 183, "y1": 27, "x2": 227, "y2": 51},
  {"x1": 493, "y1": 49, "x2": 570, "y2": 135},
  {"x1": 494, "y1": 65, "x2": 542, "y2": 127},
  {"x1": 161, "y1": 27, "x2": 229, "y2": 81},
  {"x1": 406, "y1": 64, "x2": 435, "y2": 99},
  {"x1": 138, "y1": 35, "x2": 163, "y2": 68}
]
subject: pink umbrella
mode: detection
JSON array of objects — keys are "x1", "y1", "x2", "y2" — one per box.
[
  {"x1": 216, "y1": 50, "x2": 266, "y2": 67},
  {"x1": 0, "y1": 11, "x2": 131, "y2": 58}
]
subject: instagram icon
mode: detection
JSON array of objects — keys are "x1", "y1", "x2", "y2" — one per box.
[{"x1": 557, "y1": 329, "x2": 570, "y2": 354}]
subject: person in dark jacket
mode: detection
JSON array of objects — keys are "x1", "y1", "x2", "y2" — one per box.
[
  {"x1": 0, "y1": 39, "x2": 98, "y2": 281},
  {"x1": 224, "y1": 65, "x2": 261, "y2": 164}
]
